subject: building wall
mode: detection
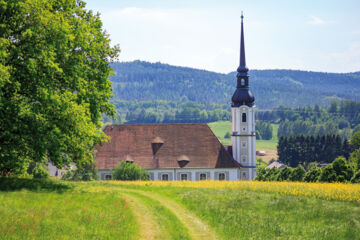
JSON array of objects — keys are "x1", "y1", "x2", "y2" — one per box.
[{"x1": 98, "y1": 168, "x2": 240, "y2": 181}]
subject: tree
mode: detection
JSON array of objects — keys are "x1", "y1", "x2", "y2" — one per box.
[
  {"x1": 351, "y1": 170, "x2": 360, "y2": 183},
  {"x1": 351, "y1": 131, "x2": 360, "y2": 149},
  {"x1": 112, "y1": 161, "x2": 149, "y2": 180},
  {"x1": 0, "y1": 0, "x2": 119, "y2": 176},
  {"x1": 349, "y1": 149, "x2": 360, "y2": 171}
]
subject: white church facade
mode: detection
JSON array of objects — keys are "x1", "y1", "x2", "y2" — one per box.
[{"x1": 95, "y1": 14, "x2": 257, "y2": 181}]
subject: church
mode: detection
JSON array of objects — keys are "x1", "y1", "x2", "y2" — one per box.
[{"x1": 95, "y1": 14, "x2": 257, "y2": 181}]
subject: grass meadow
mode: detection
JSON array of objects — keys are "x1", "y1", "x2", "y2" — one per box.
[
  {"x1": 1, "y1": 179, "x2": 360, "y2": 239},
  {"x1": 208, "y1": 121, "x2": 278, "y2": 150},
  {"x1": 0, "y1": 179, "x2": 138, "y2": 240}
]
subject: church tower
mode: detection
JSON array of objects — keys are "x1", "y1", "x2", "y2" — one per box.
[{"x1": 231, "y1": 13, "x2": 256, "y2": 180}]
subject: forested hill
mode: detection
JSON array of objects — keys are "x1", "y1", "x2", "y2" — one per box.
[{"x1": 110, "y1": 61, "x2": 360, "y2": 109}]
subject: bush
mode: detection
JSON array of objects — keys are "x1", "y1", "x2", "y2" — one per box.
[
  {"x1": 319, "y1": 165, "x2": 337, "y2": 182},
  {"x1": 33, "y1": 166, "x2": 49, "y2": 179},
  {"x1": 319, "y1": 157, "x2": 353, "y2": 182},
  {"x1": 304, "y1": 167, "x2": 321, "y2": 182},
  {"x1": 255, "y1": 167, "x2": 266, "y2": 181},
  {"x1": 112, "y1": 161, "x2": 149, "y2": 180},
  {"x1": 61, "y1": 162, "x2": 97, "y2": 181},
  {"x1": 351, "y1": 170, "x2": 360, "y2": 183},
  {"x1": 289, "y1": 165, "x2": 306, "y2": 181},
  {"x1": 0, "y1": 177, "x2": 71, "y2": 192},
  {"x1": 332, "y1": 156, "x2": 353, "y2": 182},
  {"x1": 277, "y1": 167, "x2": 293, "y2": 181}
]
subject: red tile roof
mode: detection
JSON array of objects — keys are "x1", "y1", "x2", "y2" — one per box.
[{"x1": 95, "y1": 123, "x2": 240, "y2": 170}]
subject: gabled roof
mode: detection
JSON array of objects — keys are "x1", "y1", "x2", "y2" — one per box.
[
  {"x1": 95, "y1": 123, "x2": 240, "y2": 170},
  {"x1": 266, "y1": 161, "x2": 286, "y2": 169}
]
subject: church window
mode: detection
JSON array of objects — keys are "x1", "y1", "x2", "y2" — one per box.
[
  {"x1": 242, "y1": 113, "x2": 247, "y2": 122},
  {"x1": 242, "y1": 155, "x2": 247, "y2": 162},
  {"x1": 105, "y1": 174, "x2": 112, "y2": 180},
  {"x1": 241, "y1": 79, "x2": 245, "y2": 86},
  {"x1": 219, "y1": 173, "x2": 225, "y2": 180},
  {"x1": 200, "y1": 173, "x2": 207, "y2": 180},
  {"x1": 161, "y1": 174, "x2": 169, "y2": 181},
  {"x1": 241, "y1": 141, "x2": 247, "y2": 148},
  {"x1": 181, "y1": 173, "x2": 188, "y2": 181}
]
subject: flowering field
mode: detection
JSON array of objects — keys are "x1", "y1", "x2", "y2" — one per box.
[
  {"x1": 108, "y1": 180, "x2": 360, "y2": 202},
  {"x1": 1, "y1": 179, "x2": 360, "y2": 239}
]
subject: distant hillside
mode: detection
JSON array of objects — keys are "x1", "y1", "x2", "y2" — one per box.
[{"x1": 110, "y1": 61, "x2": 360, "y2": 109}]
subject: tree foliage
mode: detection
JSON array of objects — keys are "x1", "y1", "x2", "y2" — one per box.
[
  {"x1": 351, "y1": 131, "x2": 360, "y2": 149},
  {"x1": 0, "y1": 0, "x2": 119, "y2": 176},
  {"x1": 278, "y1": 134, "x2": 350, "y2": 167}
]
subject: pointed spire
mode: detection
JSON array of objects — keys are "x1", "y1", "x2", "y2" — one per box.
[
  {"x1": 231, "y1": 11, "x2": 254, "y2": 107},
  {"x1": 237, "y1": 12, "x2": 248, "y2": 74}
]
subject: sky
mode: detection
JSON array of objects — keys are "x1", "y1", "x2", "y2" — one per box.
[{"x1": 85, "y1": 0, "x2": 360, "y2": 73}]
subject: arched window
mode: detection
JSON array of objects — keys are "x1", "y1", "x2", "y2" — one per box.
[
  {"x1": 241, "y1": 79, "x2": 245, "y2": 86},
  {"x1": 200, "y1": 173, "x2": 207, "y2": 180},
  {"x1": 242, "y1": 113, "x2": 247, "y2": 122}
]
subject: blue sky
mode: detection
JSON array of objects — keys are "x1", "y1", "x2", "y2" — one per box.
[{"x1": 86, "y1": 0, "x2": 360, "y2": 73}]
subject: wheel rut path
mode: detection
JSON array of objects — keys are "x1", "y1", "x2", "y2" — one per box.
[
  {"x1": 122, "y1": 188, "x2": 219, "y2": 240},
  {"x1": 121, "y1": 193, "x2": 162, "y2": 240}
]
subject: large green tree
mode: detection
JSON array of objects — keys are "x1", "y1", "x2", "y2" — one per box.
[{"x1": 0, "y1": 0, "x2": 119, "y2": 175}]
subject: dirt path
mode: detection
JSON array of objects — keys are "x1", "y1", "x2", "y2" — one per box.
[
  {"x1": 122, "y1": 193, "x2": 162, "y2": 240},
  {"x1": 122, "y1": 188, "x2": 219, "y2": 240}
]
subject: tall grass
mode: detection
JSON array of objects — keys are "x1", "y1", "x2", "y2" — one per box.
[
  {"x1": 106, "y1": 180, "x2": 360, "y2": 202},
  {"x1": 103, "y1": 181, "x2": 360, "y2": 240},
  {"x1": 0, "y1": 190, "x2": 138, "y2": 239}
]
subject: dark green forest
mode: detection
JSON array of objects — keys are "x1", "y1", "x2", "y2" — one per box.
[
  {"x1": 105, "y1": 60, "x2": 360, "y2": 141},
  {"x1": 110, "y1": 61, "x2": 360, "y2": 109}
]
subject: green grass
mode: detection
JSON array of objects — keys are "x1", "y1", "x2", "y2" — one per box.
[
  {"x1": 2, "y1": 179, "x2": 359, "y2": 239},
  {"x1": 125, "y1": 191, "x2": 191, "y2": 240},
  {"x1": 208, "y1": 121, "x2": 279, "y2": 150},
  {"x1": 256, "y1": 140, "x2": 277, "y2": 150},
  {"x1": 0, "y1": 186, "x2": 138, "y2": 239},
  {"x1": 114, "y1": 183, "x2": 360, "y2": 240},
  {"x1": 168, "y1": 188, "x2": 360, "y2": 240}
]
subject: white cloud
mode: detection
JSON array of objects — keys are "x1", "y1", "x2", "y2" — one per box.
[{"x1": 308, "y1": 16, "x2": 326, "y2": 25}]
